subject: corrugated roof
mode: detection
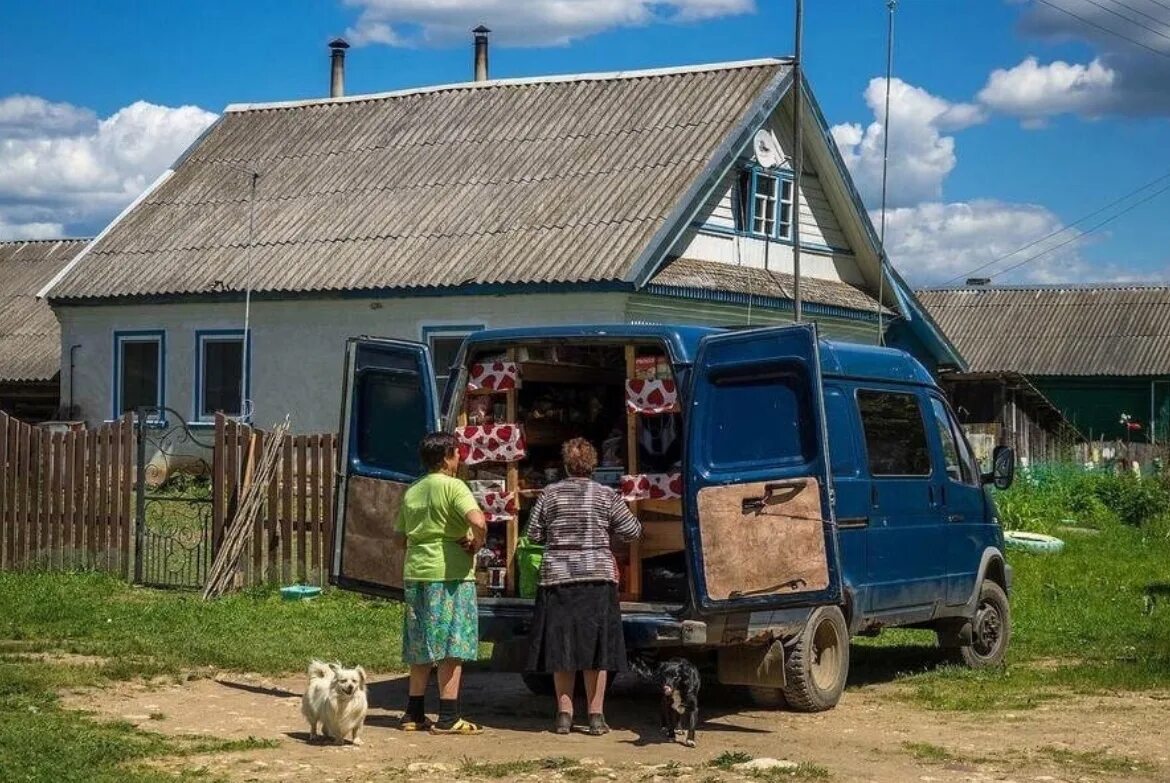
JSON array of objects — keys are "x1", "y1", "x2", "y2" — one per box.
[
  {"x1": 48, "y1": 60, "x2": 789, "y2": 301},
  {"x1": 0, "y1": 239, "x2": 88, "y2": 381},
  {"x1": 650, "y1": 256, "x2": 889, "y2": 314},
  {"x1": 917, "y1": 285, "x2": 1170, "y2": 376}
]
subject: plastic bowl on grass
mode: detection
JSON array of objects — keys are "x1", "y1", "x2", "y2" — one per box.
[{"x1": 280, "y1": 584, "x2": 322, "y2": 601}]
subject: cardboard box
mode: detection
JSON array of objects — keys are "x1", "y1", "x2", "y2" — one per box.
[{"x1": 634, "y1": 355, "x2": 658, "y2": 380}]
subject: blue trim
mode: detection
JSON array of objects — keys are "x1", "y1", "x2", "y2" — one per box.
[
  {"x1": 193, "y1": 328, "x2": 252, "y2": 422},
  {"x1": 112, "y1": 329, "x2": 166, "y2": 422},
  {"x1": 691, "y1": 220, "x2": 854, "y2": 257},
  {"x1": 737, "y1": 166, "x2": 794, "y2": 242},
  {"x1": 641, "y1": 284, "x2": 882, "y2": 324}
]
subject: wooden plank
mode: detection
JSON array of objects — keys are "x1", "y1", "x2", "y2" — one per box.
[
  {"x1": 212, "y1": 415, "x2": 226, "y2": 560},
  {"x1": 296, "y1": 435, "x2": 308, "y2": 583},
  {"x1": 109, "y1": 421, "x2": 122, "y2": 576},
  {"x1": 47, "y1": 431, "x2": 59, "y2": 566},
  {"x1": 60, "y1": 432, "x2": 74, "y2": 569},
  {"x1": 281, "y1": 434, "x2": 293, "y2": 583},
  {"x1": 85, "y1": 428, "x2": 98, "y2": 566},
  {"x1": 72, "y1": 430, "x2": 86, "y2": 569},
  {"x1": 310, "y1": 435, "x2": 322, "y2": 584},
  {"x1": 97, "y1": 424, "x2": 110, "y2": 567},
  {"x1": 624, "y1": 345, "x2": 642, "y2": 600},
  {"x1": 38, "y1": 428, "x2": 50, "y2": 566},
  {"x1": 251, "y1": 431, "x2": 264, "y2": 585},
  {"x1": 16, "y1": 420, "x2": 30, "y2": 568},
  {"x1": 504, "y1": 348, "x2": 519, "y2": 595},
  {"x1": 266, "y1": 431, "x2": 279, "y2": 583},
  {"x1": 223, "y1": 419, "x2": 238, "y2": 556},
  {"x1": 120, "y1": 416, "x2": 133, "y2": 579},
  {"x1": 322, "y1": 433, "x2": 336, "y2": 584},
  {"x1": 0, "y1": 413, "x2": 9, "y2": 569}
]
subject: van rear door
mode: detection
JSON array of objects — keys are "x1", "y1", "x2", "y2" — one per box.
[
  {"x1": 685, "y1": 323, "x2": 842, "y2": 614},
  {"x1": 330, "y1": 337, "x2": 441, "y2": 599}
]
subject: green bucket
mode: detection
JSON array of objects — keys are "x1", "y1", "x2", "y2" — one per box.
[{"x1": 516, "y1": 538, "x2": 544, "y2": 599}]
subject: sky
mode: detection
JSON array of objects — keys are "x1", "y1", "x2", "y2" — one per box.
[{"x1": 0, "y1": 0, "x2": 1168, "y2": 286}]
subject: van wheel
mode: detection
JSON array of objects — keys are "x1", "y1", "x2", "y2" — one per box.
[
  {"x1": 952, "y1": 581, "x2": 1011, "y2": 668},
  {"x1": 782, "y1": 605, "x2": 849, "y2": 712},
  {"x1": 745, "y1": 686, "x2": 786, "y2": 709}
]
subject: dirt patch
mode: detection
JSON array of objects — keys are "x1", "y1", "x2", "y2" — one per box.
[{"x1": 64, "y1": 671, "x2": 1170, "y2": 782}]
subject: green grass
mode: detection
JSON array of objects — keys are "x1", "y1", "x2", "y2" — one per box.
[
  {"x1": 0, "y1": 570, "x2": 406, "y2": 675},
  {"x1": 709, "y1": 750, "x2": 754, "y2": 769},
  {"x1": 457, "y1": 756, "x2": 578, "y2": 778},
  {"x1": 1034, "y1": 746, "x2": 1155, "y2": 775}
]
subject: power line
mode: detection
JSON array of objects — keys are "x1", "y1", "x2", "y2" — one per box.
[
  {"x1": 1135, "y1": 0, "x2": 1170, "y2": 16},
  {"x1": 1102, "y1": 0, "x2": 1170, "y2": 29},
  {"x1": 988, "y1": 180, "x2": 1170, "y2": 280},
  {"x1": 1036, "y1": 0, "x2": 1170, "y2": 58},
  {"x1": 1079, "y1": 0, "x2": 1170, "y2": 43},
  {"x1": 942, "y1": 168, "x2": 1170, "y2": 285}
]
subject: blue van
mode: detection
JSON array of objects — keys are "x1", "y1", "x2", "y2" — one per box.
[{"x1": 331, "y1": 323, "x2": 1014, "y2": 712}]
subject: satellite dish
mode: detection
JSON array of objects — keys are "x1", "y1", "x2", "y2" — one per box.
[{"x1": 753, "y1": 129, "x2": 783, "y2": 168}]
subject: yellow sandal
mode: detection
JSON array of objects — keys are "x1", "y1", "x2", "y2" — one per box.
[
  {"x1": 429, "y1": 718, "x2": 484, "y2": 735},
  {"x1": 399, "y1": 716, "x2": 434, "y2": 731}
]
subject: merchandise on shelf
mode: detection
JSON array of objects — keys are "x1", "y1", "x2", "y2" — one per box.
[
  {"x1": 625, "y1": 378, "x2": 679, "y2": 415},
  {"x1": 467, "y1": 361, "x2": 520, "y2": 393},
  {"x1": 458, "y1": 424, "x2": 526, "y2": 464},
  {"x1": 620, "y1": 472, "x2": 683, "y2": 501}
]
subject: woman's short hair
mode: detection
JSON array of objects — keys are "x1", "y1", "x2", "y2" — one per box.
[
  {"x1": 562, "y1": 437, "x2": 598, "y2": 477},
  {"x1": 419, "y1": 432, "x2": 459, "y2": 472}
]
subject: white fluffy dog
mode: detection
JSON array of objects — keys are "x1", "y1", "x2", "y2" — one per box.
[{"x1": 302, "y1": 660, "x2": 368, "y2": 745}]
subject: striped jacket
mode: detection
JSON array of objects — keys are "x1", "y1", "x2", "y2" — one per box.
[{"x1": 526, "y1": 478, "x2": 642, "y2": 586}]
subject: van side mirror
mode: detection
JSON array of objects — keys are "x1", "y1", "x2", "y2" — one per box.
[{"x1": 983, "y1": 445, "x2": 1015, "y2": 490}]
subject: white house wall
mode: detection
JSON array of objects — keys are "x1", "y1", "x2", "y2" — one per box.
[
  {"x1": 671, "y1": 104, "x2": 865, "y2": 288},
  {"x1": 56, "y1": 292, "x2": 628, "y2": 433}
]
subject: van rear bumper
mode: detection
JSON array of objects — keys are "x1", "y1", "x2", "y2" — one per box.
[{"x1": 478, "y1": 600, "x2": 703, "y2": 650}]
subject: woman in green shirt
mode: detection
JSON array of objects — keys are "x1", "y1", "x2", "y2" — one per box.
[{"x1": 396, "y1": 432, "x2": 486, "y2": 735}]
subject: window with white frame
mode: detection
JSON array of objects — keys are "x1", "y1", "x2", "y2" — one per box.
[
  {"x1": 423, "y1": 327, "x2": 481, "y2": 401},
  {"x1": 114, "y1": 331, "x2": 164, "y2": 418},
  {"x1": 736, "y1": 168, "x2": 794, "y2": 240},
  {"x1": 196, "y1": 330, "x2": 248, "y2": 421}
]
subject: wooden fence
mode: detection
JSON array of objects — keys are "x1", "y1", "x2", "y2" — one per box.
[
  {"x1": 0, "y1": 411, "x2": 136, "y2": 575},
  {"x1": 213, "y1": 415, "x2": 338, "y2": 586}
]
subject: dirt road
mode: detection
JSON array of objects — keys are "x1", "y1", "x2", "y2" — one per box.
[{"x1": 66, "y1": 670, "x2": 1170, "y2": 782}]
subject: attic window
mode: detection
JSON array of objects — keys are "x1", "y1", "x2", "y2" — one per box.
[{"x1": 735, "y1": 168, "x2": 793, "y2": 240}]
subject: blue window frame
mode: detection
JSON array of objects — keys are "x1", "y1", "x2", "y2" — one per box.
[
  {"x1": 420, "y1": 324, "x2": 484, "y2": 401},
  {"x1": 194, "y1": 329, "x2": 251, "y2": 422},
  {"x1": 735, "y1": 166, "x2": 794, "y2": 240},
  {"x1": 112, "y1": 330, "x2": 165, "y2": 421}
]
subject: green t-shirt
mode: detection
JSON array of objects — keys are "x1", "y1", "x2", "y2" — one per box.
[{"x1": 396, "y1": 472, "x2": 480, "y2": 582}]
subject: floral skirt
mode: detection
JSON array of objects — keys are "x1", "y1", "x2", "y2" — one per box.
[{"x1": 402, "y1": 580, "x2": 479, "y2": 665}]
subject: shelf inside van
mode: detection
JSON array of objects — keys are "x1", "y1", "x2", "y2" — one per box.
[{"x1": 519, "y1": 361, "x2": 624, "y2": 385}]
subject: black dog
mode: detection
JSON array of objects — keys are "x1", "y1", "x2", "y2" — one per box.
[{"x1": 633, "y1": 657, "x2": 700, "y2": 747}]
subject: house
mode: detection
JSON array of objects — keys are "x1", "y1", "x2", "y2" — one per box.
[
  {"x1": 919, "y1": 284, "x2": 1170, "y2": 457},
  {"x1": 40, "y1": 55, "x2": 961, "y2": 434},
  {"x1": 0, "y1": 239, "x2": 89, "y2": 422}
]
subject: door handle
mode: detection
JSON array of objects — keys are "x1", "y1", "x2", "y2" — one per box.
[
  {"x1": 947, "y1": 514, "x2": 964, "y2": 523},
  {"x1": 742, "y1": 480, "x2": 806, "y2": 513}
]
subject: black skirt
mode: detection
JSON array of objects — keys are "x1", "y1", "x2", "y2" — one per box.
[{"x1": 526, "y1": 581, "x2": 627, "y2": 673}]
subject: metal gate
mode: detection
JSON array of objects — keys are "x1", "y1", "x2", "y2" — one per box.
[{"x1": 134, "y1": 409, "x2": 213, "y2": 588}]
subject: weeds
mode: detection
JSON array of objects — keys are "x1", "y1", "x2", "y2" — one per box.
[{"x1": 709, "y1": 751, "x2": 754, "y2": 769}]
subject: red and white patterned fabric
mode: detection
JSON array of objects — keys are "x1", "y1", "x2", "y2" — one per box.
[
  {"x1": 458, "y1": 424, "x2": 526, "y2": 464},
  {"x1": 625, "y1": 379, "x2": 679, "y2": 415},
  {"x1": 620, "y1": 473, "x2": 683, "y2": 501},
  {"x1": 474, "y1": 489, "x2": 518, "y2": 523},
  {"x1": 467, "y1": 361, "x2": 519, "y2": 393}
]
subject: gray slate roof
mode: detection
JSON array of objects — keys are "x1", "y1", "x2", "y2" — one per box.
[
  {"x1": 651, "y1": 257, "x2": 889, "y2": 314},
  {"x1": 48, "y1": 60, "x2": 789, "y2": 301},
  {"x1": 0, "y1": 239, "x2": 88, "y2": 381},
  {"x1": 917, "y1": 285, "x2": 1170, "y2": 377}
]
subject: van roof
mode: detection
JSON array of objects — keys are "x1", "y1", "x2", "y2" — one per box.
[{"x1": 463, "y1": 324, "x2": 936, "y2": 386}]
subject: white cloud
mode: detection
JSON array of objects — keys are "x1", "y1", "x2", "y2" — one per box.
[
  {"x1": 978, "y1": 56, "x2": 1116, "y2": 128},
  {"x1": 881, "y1": 200, "x2": 1088, "y2": 284},
  {"x1": 344, "y1": 0, "x2": 754, "y2": 48},
  {"x1": 830, "y1": 77, "x2": 986, "y2": 209},
  {"x1": 0, "y1": 96, "x2": 216, "y2": 239}
]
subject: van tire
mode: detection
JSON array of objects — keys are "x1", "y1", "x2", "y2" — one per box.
[
  {"x1": 781, "y1": 605, "x2": 849, "y2": 713},
  {"x1": 952, "y1": 580, "x2": 1011, "y2": 668}
]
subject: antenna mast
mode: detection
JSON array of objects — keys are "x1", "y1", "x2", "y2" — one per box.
[
  {"x1": 792, "y1": 0, "x2": 804, "y2": 323},
  {"x1": 876, "y1": 0, "x2": 897, "y2": 344}
]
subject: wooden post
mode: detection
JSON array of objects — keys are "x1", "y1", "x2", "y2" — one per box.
[
  {"x1": 72, "y1": 430, "x2": 85, "y2": 569},
  {"x1": 624, "y1": 345, "x2": 642, "y2": 600},
  {"x1": 85, "y1": 427, "x2": 97, "y2": 568},
  {"x1": 322, "y1": 433, "x2": 336, "y2": 583},
  {"x1": 0, "y1": 413, "x2": 8, "y2": 569},
  {"x1": 296, "y1": 435, "x2": 308, "y2": 583},
  {"x1": 267, "y1": 433, "x2": 279, "y2": 584},
  {"x1": 504, "y1": 347, "x2": 519, "y2": 595},
  {"x1": 245, "y1": 430, "x2": 262, "y2": 585},
  {"x1": 281, "y1": 434, "x2": 293, "y2": 583},
  {"x1": 311, "y1": 435, "x2": 323, "y2": 584}
]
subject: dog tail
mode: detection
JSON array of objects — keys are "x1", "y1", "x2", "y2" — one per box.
[{"x1": 307, "y1": 660, "x2": 333, "y2": 680}]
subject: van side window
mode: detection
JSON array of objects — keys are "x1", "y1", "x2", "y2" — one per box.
[
  {"x1": 355, "y1": 369, "x2": 429, "y2": 476},
  {"x1": 856, "y1": 390, "x2": 931, "y2": 477},
  {"x1": 947, "y1": 406, "x2": 981, "y2": 486},
  {"x1": 929, "y1": 397, "x2": 964, "y2": 482}
]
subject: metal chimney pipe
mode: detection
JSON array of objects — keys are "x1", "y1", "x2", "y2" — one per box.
[
  {"x1": 329, "y1": 38, "x2": 350, "y2": 97},
  {"x1": 473, "y1": 25, "x2": 490, "y2": 81}
]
